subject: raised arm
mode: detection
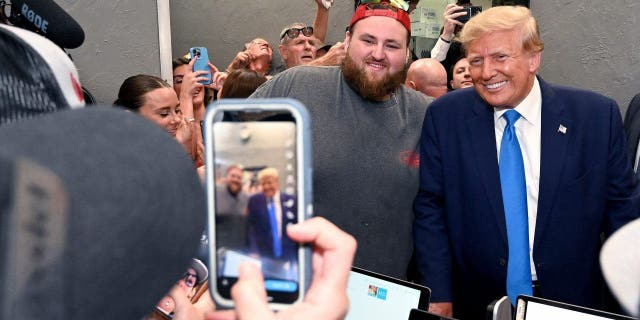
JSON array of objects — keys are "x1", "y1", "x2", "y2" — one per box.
[
  {"x1": 313, "y1": 0, "x2": 331, "y2": 44},
  {"x1": 430, "y1": 3, "x2": 465, "y2": 61}
]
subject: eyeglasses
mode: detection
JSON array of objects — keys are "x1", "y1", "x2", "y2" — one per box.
[
  {"x1": 280, "y1": 26, "x2": 314, "y2": 40},
  {"x1": 181, "y1": 272, "x2": 198, "y2": 288},
  {"x1": 358, "y1": 0, "x2": 410, "y2": 12}
]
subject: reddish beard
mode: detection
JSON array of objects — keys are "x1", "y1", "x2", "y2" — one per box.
[{"x1": 342, "y1": 54, "x2": 408, "y2": 101}]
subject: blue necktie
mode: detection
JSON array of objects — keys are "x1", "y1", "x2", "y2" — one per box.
[
  {"x1": 499, "y1": 110, "x2": 533, "y2": 304},
  {"x1": 267, "y1": 198, "x2": 282, "y2": 258}
]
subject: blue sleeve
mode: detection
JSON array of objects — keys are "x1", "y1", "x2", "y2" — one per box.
[
  {"x1": 604, "y1": 99, "x2": 640, "y2": 236},
  {"x1": 413, "y1": 105, "x2": 453, "y2": 302}
]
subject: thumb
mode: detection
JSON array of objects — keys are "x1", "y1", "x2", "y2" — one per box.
[{"x1": 231, "y1": 262, "x2": 274, "y2": 320}]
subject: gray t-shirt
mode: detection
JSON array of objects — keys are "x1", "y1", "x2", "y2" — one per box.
[
  {"x1": 215, "y1": 184, "x2": 249, "y2": 251},
  {"x1": 251, "y1": 66, "x2": 431, "y2": 278}
]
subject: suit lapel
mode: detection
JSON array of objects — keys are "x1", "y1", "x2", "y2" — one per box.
[
  {"x1": 279, "y1": 195, "x2": 295, "y2": 225},
  {"x1": 627, "y1": 98, "x2": 640, "y2": 165},
  {"x1": 467, "y1": 97, "x2": 508, "y2": 244},
  {"x1": 534, "y1": 79, "x2": 572, "y2": 248}
]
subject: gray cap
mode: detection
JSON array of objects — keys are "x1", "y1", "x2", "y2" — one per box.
[{"x1": 0, "y1": 107, "x2": 206, "y2": 320}]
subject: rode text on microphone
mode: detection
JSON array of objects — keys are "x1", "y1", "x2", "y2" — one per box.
[{"x1": 1, "y1": 0, "x2": 85, "y2": 49}]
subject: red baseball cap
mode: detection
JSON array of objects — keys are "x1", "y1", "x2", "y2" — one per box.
[{"x1": 349, "y1": 2, "x2": 411, "y2": 36}]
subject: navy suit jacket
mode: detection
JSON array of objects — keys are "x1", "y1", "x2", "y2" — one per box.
[
  {"x1": 624, "y1": 93, "x2": 640, "y2": 169},
  {"x1": 247, "y1": 192, "x2": 298, "y2": 262},
  {"x1": 414, "y1": 77, "x2": 639, "y2": 319}
]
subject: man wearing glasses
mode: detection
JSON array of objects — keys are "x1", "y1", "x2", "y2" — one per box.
[
  {"x1": 250, "y1": 1, "x2": 431, "y2": 279},
  {"x1": 278, "y1": 23, "x2": 320, "y2": 69},
  {"x1": 226, "y1": 0, "x2": 335, "y2": 76},
  {"x1": 278, "y1": 23, "x2": 348, "y2": 70}
]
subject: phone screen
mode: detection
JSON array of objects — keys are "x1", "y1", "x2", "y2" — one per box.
[{"x1": 205, "y1": 100, "x2": 311, "y2": 308}]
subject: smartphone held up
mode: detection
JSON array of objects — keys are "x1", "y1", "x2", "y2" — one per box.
[
  {"x1": 204, "y1": 99, "x2": 313, "y2": 310},
  {"x1": 455, "y1": 5, "x2": 482, "y2": 23},
  {"x1": 189, "y1": 46, "x2": 212, "y2": 85}
]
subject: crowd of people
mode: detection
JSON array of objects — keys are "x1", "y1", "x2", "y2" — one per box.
[{"x1": 1, "y1": 0, "x2": 640, "y2": 319}]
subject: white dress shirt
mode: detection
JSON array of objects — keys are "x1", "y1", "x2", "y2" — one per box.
[
  {"x1": 634, "y1": 139, "x2": 640, "y2": 172},
  {"x1": 494, "y1": 77, "x2": 542, "y2": 280}
]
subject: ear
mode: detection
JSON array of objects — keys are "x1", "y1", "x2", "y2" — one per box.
[
  {"x1": 528, "y1": 51, "x2": 542, "y2": 73},
  {"x1": 407, "y1": 80, "x2": 417, "y2": 90},
  {"x1": 343, "y1": 31, "x2": 351, "y2": 52},
  {"x1": 278, "y1": 44, "x2": 288, "y2": 60}
]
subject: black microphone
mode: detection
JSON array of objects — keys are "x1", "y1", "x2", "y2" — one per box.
[{"x1": 7, "y1": 0, "x2": 85, "y2": 49}]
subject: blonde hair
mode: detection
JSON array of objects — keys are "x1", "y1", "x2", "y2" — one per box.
[
  {"x1": 257, "y1": 167, "x2": 279, "y2": 182},
  {"x1": 459, "y1": 6, "x2": 544, "y2": 54}
]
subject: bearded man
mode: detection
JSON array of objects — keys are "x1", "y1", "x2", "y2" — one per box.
[
  {"x1": 250, "y1": 1, "x2": 431, "y2": 279},
  {"x1": 215, "y1": 164, "x2": 250, "y2": 252}
]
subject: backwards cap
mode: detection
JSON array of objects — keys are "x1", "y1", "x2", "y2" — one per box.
[
  {"x1": 349, "y1": 2, "x2": 411, "y2": 36},
  {"x1": 0, "y1": 24, "x2": 84, "y2": 126}
]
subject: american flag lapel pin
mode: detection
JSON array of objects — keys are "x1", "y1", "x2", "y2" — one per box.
[{"x1": 558, "y1": 124, "x2": 567, "y2": 134}]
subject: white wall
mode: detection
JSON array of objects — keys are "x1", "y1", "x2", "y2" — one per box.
[{"x1": 54, "y1": 0, "x2": 162, "y2": 104}]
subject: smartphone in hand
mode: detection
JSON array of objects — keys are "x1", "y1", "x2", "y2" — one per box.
[
  {"x1": 204, "y1": 99, "x2": 313, "y2": 310},
  {"x1": 455, "y1": 6, "x2": 482, "y2": 23},
  {"x1": 189, "y1": 47, "x2": 212, "y2": 85}
]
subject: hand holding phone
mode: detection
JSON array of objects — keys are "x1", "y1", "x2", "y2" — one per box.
[
  {"x1": 454, "y1": 6, "x2": 482, "y2": 23},
  {"x1": 205, "y1": 99, "x2": 313, "y2": 310},
  {"x1": 212, "y1": 217, "x2": 356, "y2": 319},
  {"x1": 190, "y1": 47, "x2": 212, "y2": 85}
]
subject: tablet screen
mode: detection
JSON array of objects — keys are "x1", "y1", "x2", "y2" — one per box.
[
  {"x1": 516, "y1": 295, "x2": 636, "y2": 320},
  {"x1": 345, "y1": 267, "x2": 430, "y2": 320}
]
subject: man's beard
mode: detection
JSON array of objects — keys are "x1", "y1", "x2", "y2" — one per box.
[
  {"x1": 342, "y1": 54, "x2": 408, "y2": 101},
  {"x1": 227, "y1": 184, "x2": 241, "y2": 196}
]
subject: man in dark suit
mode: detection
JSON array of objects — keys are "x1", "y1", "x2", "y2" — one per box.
[
  {"x1": 247, "y1": 167, "x2": 298, "y2": 272},
  {"x1": 413, "y1": 6, "x2": 639, "y2": 319},
  {"x1": 625, "y1": 94, "x2": 640, "y2": 173}
]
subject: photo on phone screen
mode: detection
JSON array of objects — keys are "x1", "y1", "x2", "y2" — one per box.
[
  {"x1": 189, "y1": 46, "x2": 212, "y2": 85},
  {"x1": 204, "y1": 99, "x2": 312, "y2": 309}
]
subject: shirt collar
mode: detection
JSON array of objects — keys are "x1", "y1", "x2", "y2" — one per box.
[
  {"x1": 271, "y1": 191, "x2": 281, "y2": 204},
  {"x1": 494, "y1": 77, "x2": 542, "y2": 126}
]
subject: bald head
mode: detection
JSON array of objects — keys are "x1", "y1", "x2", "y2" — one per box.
[{"x1": 405, "y1": 58, "x2": 448, "y2": 98}]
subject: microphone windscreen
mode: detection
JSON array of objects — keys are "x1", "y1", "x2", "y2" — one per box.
[{"x1": 10, "y1": 0, "x2": 85, "y2": 49}]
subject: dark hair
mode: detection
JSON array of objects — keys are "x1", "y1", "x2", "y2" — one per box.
[
  {"x1": 220, "y1": 69, "x2": 267, "y2": 99},
  {"x1": 173, "y1": 55, "x2": 216, "y2": 103},
  {"x1": 172, "y1": 56, "x2": 190, "y2": 70},
  {"x1": 114, "y1": 74, "x2": 171, "y2": 111}
]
